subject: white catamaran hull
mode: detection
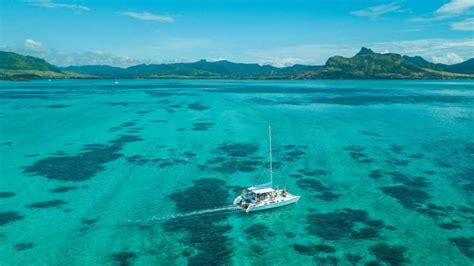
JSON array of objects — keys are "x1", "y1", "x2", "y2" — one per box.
[{"x1": 246, "y1": 195, "x2": 300, "y2": 213}]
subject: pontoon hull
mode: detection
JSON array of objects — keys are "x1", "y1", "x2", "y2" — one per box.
[{"x1": 246, "y1": 195, "x2": 300, "y2": 213}]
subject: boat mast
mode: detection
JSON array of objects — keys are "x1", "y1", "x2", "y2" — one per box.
[{"x1": 269, "y1": 125, "x2": 273, "y2": 187}]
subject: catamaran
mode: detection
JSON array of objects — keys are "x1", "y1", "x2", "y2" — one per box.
[{"x1": 233, "y1": 126, "x2": 300, "y2": 213}]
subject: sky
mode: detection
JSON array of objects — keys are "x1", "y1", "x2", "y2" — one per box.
[{"x1": 0, "y1": 0, "x2": 473, "y2": 67}]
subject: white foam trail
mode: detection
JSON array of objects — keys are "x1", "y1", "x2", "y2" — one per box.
[{"x1": 127, "y1": 205, "x2": 240, "y2": 224}]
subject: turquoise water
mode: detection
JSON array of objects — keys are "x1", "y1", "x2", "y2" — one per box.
[{"x1": 0, "y1": 79, "x2": 473, "y2": 265}]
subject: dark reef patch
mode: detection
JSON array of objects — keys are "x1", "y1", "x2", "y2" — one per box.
[
  {"x1": 290, "y1": 173, "x2": 303, "y2": 179},
  {"x1": 314, "y1": 244, "x2": 337, "y2": 253},
  {"x1": 297, "y1": 168, "x2": 329, "y2": 177},
  {"x1": 204, "y1": 142, "x2": 262, "y2": 174},
  {"x1": 182, "y1": 151, "x2": 197, "y2": 158},
  {"x1": 250, "y1": 244, "x2": 265, "y2": 255},
  {"x1": 146, "y1": 90, "x2": 197, "y2": 98},
  {"x1": 408, "y1": 153, "x2": 424, "y2": 159},
  {"x1": 306, "y1": 208, "x2": 385, "y2": 240},
  {"x1": 387, "y1": 158, "x2": 410, "y2": 167},
  {"x1": 456, "y1": 168, "x2": 474, "y2": 193},
  {"x1": 417, "y1": 203, "x2": 452, "y2": 218},
  {"x1": 208, "y1": 159, "x2": 261, "y2": 173},
  {"x1": 163, "y1": 178, "x2": 233, "y2": 265},
  {"x1": 111, "y1": 251, "x2": 138, "y2": 266},
  {"x1": 296, "y1": 179, "x2": 340, "y2": 201},
  {"x1": 276, "y1": 144, "x2": 307, "y2": 162},
  {"x1": 47, "y1": 104, "x2": 70, "y2": 109},
  {"x1": 14, "y1": 242, "x2": 35, "y2": 251},
  {"x1": 346, "y1": 253, "x2": 363, "y2": 265},
  {"x1": 381, "y1": 185, "x2": 429, "y2": 210},
  {"x1": 433, "y1": 158, "x2": 452, "y2": 168},
  {"x1": 215, "y1": 142, "x2": 259, "y2": 157},
  {"x1": 369, "y1": 243, "x2": 409, "y2": 266},
  {"x1": 293, "y1": 244, "x2": 313, "y2": 255},
  {"x1": 423, "y1": 170, "x2": 436, "y2": 175},
  {"x1": 24, "y1": 154, "x2": 39, "y2": 158},
  {"x1": 187, "y1": 102, "x2": 209, "y2": 111},
  {"x1": 314, "y1": 256, "x2": 339, "y2": 265},
  {"x1": 389, "y1": 145, "x2": 405, "y2": 155},
  {"x1": 50, "y1": 186, "x2": 78, "y2": 193},
  {"x1": 244, "y1": 223, "x2": 276, "y2": 240},
  {"x1": 360, "y1": 130, "x2": 381, "y2": 137},
  {"x1": 369, "y1": 170, "x2": 383, "y2": 179},
  {"x1": 2, "y1": 141, "x2": 12, "y2": 146},
  {"x1": 191, "y1": 122, "x2": 214, "y2": 131},
  {"x1": 344, "y1": 145, "x2": 375, "y2": 163},
  {"x1": 104, "y1": 102, "x2": 131, "y2": 106},
  {"x1": 365, "y1": 260, "x2": 383, "y2": 266},
  {"x1": 293, "y1": 243, "x2": 336, "y2": 256},
  {"x1": 26, "y1": 199, "x2": 67, "y2": 209},
  {"x1": 0, "y1": 192, "x2": 16, "y2": 198},
  {"x1": 0, "y1": 211, "x2": 24, "y2": 226},
  {"x1": 168, "y1": 178, "x2": 228, "y2": 212},
  {"x1": 152, "y1": 157, "x2": 189, "y2": 168},
  {"x1": 465, "y1": 143, "x2": 474, "y2": 155},
  {"x1": 310, "y1": 94, "x2": 474, "y2": 106},
  {"x1": 439, "y1": 221, "x2": 462, "y2": 230},
  {"x1": 78, "y1": 218, "x2": 98, "y2": 233},
  {"x1": 449, "y1": 237, "x2": 474, "y2": 259},
  {"x1": 23, "y1": 134, "x2": 142, "y2": 182},
  {"x1": 82, "y1": 218, "x2": 98, "y2": 225},
  {"x1": 386, "y1": 172, "x2": 429, "y2": 188},
  {"x1": 136, "y1": 110, "x2": 150, "y2": 114}
]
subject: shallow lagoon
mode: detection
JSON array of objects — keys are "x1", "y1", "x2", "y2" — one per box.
[{"x1": 0, "y1": 79, "x2": 473, "y2": 265}]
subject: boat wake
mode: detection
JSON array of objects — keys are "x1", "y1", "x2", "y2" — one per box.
[{"x1": 127, "y1": 205, "x2": 240, "y2": 224}]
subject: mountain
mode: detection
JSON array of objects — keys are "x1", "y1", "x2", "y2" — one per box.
[
  {"x1": 62, "y1": 60, "x2": 323, "y2": 79},
  {"x1": 449, "y1": 58, "x2": 474, "y2": 74},
  {"x1": 0, "y1": 51, "x2": 90, "y2": 81},
  {"x1": 61, "y1": 65, "x2": 126, "y2": 77},
  {"x1": 314, "y1": 47, "x2": 473, "y2": 79},
  {"x1": 0, "y1": 51, "x2": 59, "y2": 71},
  {"x1": 1, "y1": 49, "x2": 473, "y2": 81},
  {"x1": 403, "y1": 56, "x2": 474, "y2": 74}
]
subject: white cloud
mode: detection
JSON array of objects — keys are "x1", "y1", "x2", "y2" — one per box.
[
  {"x1": 118, "y1": 11, "x2": 174, "y2": 22},
  {"x1": 411, "y1": 0, "x2": 473, "y2": 22},
  {"x1": 27, "y1": 0, "x2": 90, "y2": 11},
  {"x1": 432, "y1": 53, "x2": 465, "y2": 64},
  {"x1": 435, "y1": 0, "x2": 474, "y2": 17},
  {"x1": 351, "y1": 2, "x2": 405, "y2": 19},
  {"x1": 451, "y1": 18, "x2": 474, "y2": 31},
  {"x1": 24, "y1": 39, "x2": 46, "y2": 51},
  {"x1": 2, "y1": 43, "x2": 146, "y2": 67},
  {"x1": 52, "y1": 51, "x2": 145, "y2": 66},
  {"x1": 371, "y1": 39, "x2": 473, "y2": 62}
]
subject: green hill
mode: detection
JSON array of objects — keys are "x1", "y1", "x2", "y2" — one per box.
[
  {"x1": 449, "y1": 58, "x2": 474, "y2": 74},
  {"x1": 0, "y1": 51, "x2": 59, "y2": 71},
  {"x1": 0, "y1": 51, "x2": 91, "y2": 80},
  {"x1": 63, "y1": 60, "x2": 323, "y2": 79}
]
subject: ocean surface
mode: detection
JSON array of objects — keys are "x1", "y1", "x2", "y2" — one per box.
[{"x1": 0, "y1": 79, "x2": 473, "y2": 265}]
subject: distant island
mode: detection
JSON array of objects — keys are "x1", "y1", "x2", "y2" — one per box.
[{"x1": 1, "y1": 47, "x2": 473, "y2": 81}]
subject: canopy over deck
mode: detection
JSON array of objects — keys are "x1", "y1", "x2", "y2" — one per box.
[{"x1": 248, "y1": 187, "x2": 275, "y2": 194}]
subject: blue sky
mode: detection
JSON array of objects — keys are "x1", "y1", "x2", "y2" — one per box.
[{"x1": 0, "y1": 0, "x2": 473, "y2": 66}]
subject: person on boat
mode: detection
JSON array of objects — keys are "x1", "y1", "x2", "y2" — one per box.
[{"x1": 270, "y1": 193, "x2": 275, "y2": 201}]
